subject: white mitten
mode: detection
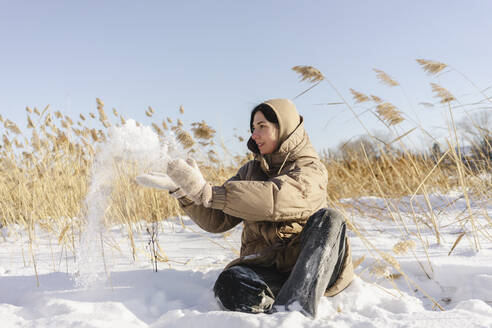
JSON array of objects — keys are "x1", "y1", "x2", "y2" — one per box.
[
  {"x1": 135, "y1": 172, "x2": 186, "y2": 199},
  {"x1": 167, "y1": 158, "x2": 212, "y2": 207}
]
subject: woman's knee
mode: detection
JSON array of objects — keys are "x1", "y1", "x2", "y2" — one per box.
[
  {"x1": 323, "y1": 208, "x2": 345, "y2": 226},
  {"x1": 213, "y1": 266, "x2": 274, "y2": 313},
  {"x1": 306, "y1": 208, "x2": 345, "y2": 232}
]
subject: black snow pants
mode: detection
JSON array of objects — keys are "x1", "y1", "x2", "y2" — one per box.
[{"x1": 213, "y1": 208, "x2": 347, "y2": 318}]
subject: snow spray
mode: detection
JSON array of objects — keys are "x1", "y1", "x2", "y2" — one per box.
[{"x1": 75, "y1": 119, "x2": 168, "y2": 288}]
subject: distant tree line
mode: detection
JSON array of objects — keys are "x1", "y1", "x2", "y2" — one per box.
[{"x1": 322, "y1": 110, "x2": 491, "y2": 172}]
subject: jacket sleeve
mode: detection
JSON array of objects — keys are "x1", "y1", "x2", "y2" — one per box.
[
  {"x1": 211, "y1": 159, "x2": 327, "y2": 222},
  {"x1": 177, "y1": 167, "x2": 245, "y2": 233}
]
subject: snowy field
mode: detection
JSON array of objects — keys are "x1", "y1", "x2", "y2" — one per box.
[{"x1": 0, "y1": 193, "x2": 491, "y2": 328}]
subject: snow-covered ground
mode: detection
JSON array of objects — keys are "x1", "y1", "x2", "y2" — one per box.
[{"x1": 0, "y1": 193, "x2": 491, "y2": 328}]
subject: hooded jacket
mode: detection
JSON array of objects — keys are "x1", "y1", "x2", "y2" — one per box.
[{"x1": 178, "y1": 98, "x2": 353, "y2": 296}]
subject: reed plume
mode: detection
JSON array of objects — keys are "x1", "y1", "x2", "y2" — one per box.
[
  {"x1": 431, "y1": 83, "x2": 456, "y2": 104},
  {"x1": 373, "y1": 69, "x2": 399, "y2": 87},
  {"x1": 292, "y1": 65, "x2": 325, "y2": 83},
  {"x1": 416, "y1": 59, "x2": 448, "y2": 75},
  {"x1": 392, "y1": 240, "x2": 416, "y2": 255},
  {"x1": 27, "y1": 116, "x2": 35, "y2": 129},
  {"x1": 376, "y1": 102, "x2": 404, "y2": 125},
  {"x1": 145, "y1": 106, "x2": 154, "y2": 117},
  {"x1": 4, "y1": 120, "x2": 22, "y2": 135},
  {"x1": 371, "y1": 95, "x2": 383, "y2": 104},
  {"x1": 191, "y1": 121, "x2": 216, "y2": 140},
  {"x1": 152, "y1": 123, "x2": 163, "y2": 136},
  {"x1": 174, "y1": 127, "x2": 194, "y2": 149},
  {"x1": 350, "y1": 89, "x2": 370, "y2": 103}
]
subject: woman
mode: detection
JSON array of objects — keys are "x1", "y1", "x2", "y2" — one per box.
[{"x1": 136, "y1": 98, "x2": 353, "y2": 318}]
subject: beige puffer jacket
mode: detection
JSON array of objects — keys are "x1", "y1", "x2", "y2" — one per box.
[{"x1": 178, "y1": 99, "x2": 353, "y2": 296}]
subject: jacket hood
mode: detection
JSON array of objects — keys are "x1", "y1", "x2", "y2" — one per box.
[
  {"x1": 264, "y1": 98, "x2": 301, "y2": 146},
  {"x1": 247, "y1": 98, "x2": 300, "y2": 154},
  {"x1": 247, "y1": 98, "x2": 318, "y2": 174}
]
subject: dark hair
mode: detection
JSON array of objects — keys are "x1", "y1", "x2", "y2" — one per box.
[{"x1": 250, "y1": 104, "x2": 279, "y2": 132}]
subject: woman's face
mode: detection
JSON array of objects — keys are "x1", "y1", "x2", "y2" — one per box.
[{"x1": 251, "y1": 111, "x2": 279, "y2": 155}]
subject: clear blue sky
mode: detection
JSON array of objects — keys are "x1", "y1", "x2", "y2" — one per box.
[{"x1": 1, "y1": 1, "x2": 491, "y2": 154}]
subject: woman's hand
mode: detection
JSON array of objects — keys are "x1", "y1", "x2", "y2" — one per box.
[
  {"x1": 167, "y1": 158, "x2": 212, "y2": 207},
  {"x1": 135, "y1": 172, "x2": 186, "y2": 198}
]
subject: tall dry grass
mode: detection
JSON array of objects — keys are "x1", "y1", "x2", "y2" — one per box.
[{"x1": 0, "y1": 63, "x2": 490, "y2": 234}]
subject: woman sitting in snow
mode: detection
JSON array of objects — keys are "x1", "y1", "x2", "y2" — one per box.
[{"x1": 136, "y1": 98, "x2": 353, "y2": 318}]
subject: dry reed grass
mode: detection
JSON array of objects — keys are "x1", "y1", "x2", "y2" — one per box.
[
  {"x1": 375, "y1": 102, "x2": 404, "y2": 126},
  {"x1": 292, "y1": 65, "x2": 325, "y2": 83},
  {"x1": 2, "y1": 101, "x2": 488, "y2": 233},
  {"x1": 431, "y1": 83, "x2": 456, "y2": 103},
  {"x1": 373, "y1": 69, "x2": 399, "y2": 87},
  {"x1": 416, "y1": 59, "x2": 448, "y2": 75},
  {"x1": 0, "y1": 87, "x2": 489, "y2": 232},
  {"x1": 350, "y1": 89, "x2": 370, "y2": 103}
]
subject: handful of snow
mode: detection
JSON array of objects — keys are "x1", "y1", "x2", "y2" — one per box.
[{"x1": 76, "y1": 120, "x2": 168, "y2": 288}]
